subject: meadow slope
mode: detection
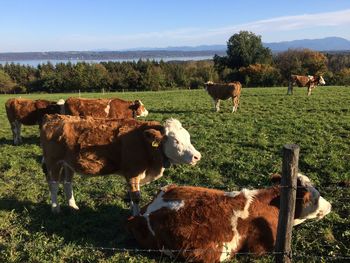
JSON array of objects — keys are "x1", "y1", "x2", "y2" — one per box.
[{"x1": 0, "y1": 86, "x2": 349, "y2": 262}]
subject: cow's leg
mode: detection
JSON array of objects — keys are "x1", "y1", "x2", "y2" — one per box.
[
  {"x1": 307, "y1": 84, "x2": 314, "y2": 96},
  {"x1": 128, "y1": 175, "x2": 143, "y2": 216},
  {"x1": 49, "y1": 180, "x2": 60, "y2": 213},
  {"x1": 43, "y1": 161, "x2": 62, "y2": 213},
  {"x1": 10, "y1": 121, "x2": 17, "y2": 145},
  {"x1": 213, "y1": 99, "x2": 220, "y2": 112},
  {"x1": 12, "y1": 120, "x2": 22, "y2": 145},
  {"x1": 17, "y1": 122, "x2": 22, "y2": 144},
  {"x1": 63, "y1": 164, "x2": 79, "y2": 210},
  {"x1": 232, "y1": 96, "x2": 239, "y2": 113},
  {"x1": 287, "y1": 82, "x2": 293, "y2": 95}
]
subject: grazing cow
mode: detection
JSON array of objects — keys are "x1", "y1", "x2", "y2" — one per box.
[
  {"x1": 5, "y1": 98, "x2": 65, "y2": 145},
  {"x1": 64, "y1": 97, "x2": 148, "y2": 119},
  {"x1": 287, "y1": 75, "x2": 326, "y2": 96},
  {"x1": 204, "y1": 81, "x2": 242, "y2": 112},
  {"x1": 40, "y1": 114, "x2": 201, "y2": 215},
  {"x1": 128, "y1": 173, "x2": 331, "y2": 263}
]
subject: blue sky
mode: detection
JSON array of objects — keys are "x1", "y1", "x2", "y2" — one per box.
[{"x1": 1, "y1": 0, "x2": 350, "y2": 52}]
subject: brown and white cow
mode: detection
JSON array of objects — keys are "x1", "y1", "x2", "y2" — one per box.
[
  {"x1": 64, "y1": 97, "x2": 148, "y2": 119},
  {"x1": 5, "y1": 98, "x2": 65, "y2": 145},
  {"x1": 40, "y1": 114, "x2": 201, "y2": 215},
  {"x1": 128, "y1": 173, "x2": 331, "y2": 263},
  {"x1": 287, "y1": 75, "x2": 326, "y2": 96},
  {"x1": 204, "y1": 81, "x2": 242, "y2": 112}
]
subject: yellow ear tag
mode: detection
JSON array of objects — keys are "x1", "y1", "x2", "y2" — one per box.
[{"x1": 152, "y1": 141, "x2": 159, "y2": 148}]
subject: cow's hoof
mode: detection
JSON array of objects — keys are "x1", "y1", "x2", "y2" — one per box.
[
  {"x1": 51, "y1": 205, "x2": 61, "y2": 214},
  {"x1": 69, "y1": 204, "x2": 80, "y2": 210}
]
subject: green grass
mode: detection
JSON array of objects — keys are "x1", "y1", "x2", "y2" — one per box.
[{"x1": 0, "y1": 86, "x2": 349, "y2": 262}]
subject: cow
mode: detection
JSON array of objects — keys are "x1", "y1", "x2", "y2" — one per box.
[
  {"x1": 287, "y1": 75, "x2": 326, "y2": 96},
  {"x1": 127, "y1": 173, "x2": 331, "y2": 263},
  {"x1": 5, "y1": 98, "x2": 65, "y2": 145},
  {"x1": 204, "y1": 81, "x2": 242, "y2": 113},
  {"x1": 40, "y1": 114, "x2": 201, "y2": 215},
  {"x1": 64, "y1": 97, "x2": 148, "y2": 119}
]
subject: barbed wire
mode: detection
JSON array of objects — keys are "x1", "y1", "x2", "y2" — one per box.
[
  {"x1": 25, "y1": 244, "x2": 348, "y2": 261},
  {"x1": 2, "y1": 177, "x2": 348, "y2": 190},
  {"x1": 20, "y1": 242, "x2": 350, "y2": 259}
]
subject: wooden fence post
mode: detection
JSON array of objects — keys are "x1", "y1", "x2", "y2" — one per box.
[{"x1": 275, "y1": 144, "x2": 300, "y2": 263}]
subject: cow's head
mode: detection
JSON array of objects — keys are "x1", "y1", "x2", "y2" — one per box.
[
  {"x1": 44, "y1": 99, "x2": 65, "y2": 116},
  {"x1": 204, "y1": 81, "x2": 214, "y2": 91},
  {"x1": 272, "y1": 173, "x2": 331, "y2": 226},
  {"x1": 143, "y1": 119, "x2": 201, "y2": 166},
  {"x1": 56, "y1": 99, "x2": 65, "y2": 114},
  {"x1": 318, "y1": 76, "x2": 326, "y2": 85},
  {"x1": 131, "y1": 100, "x2": 148, "y2": 117}
]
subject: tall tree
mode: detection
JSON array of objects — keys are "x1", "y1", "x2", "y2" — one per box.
[
  {"x1": 0, "y1": 70, "x2": 17, "y2": 93},
  {"x1": 226, "y1": 31, "x2": 272, "y2": 68},
  {"x1": 275, "y1": 49, "x2": 328, "y2": 82},
  {"x1": 214, "y1": 31, "x2": 272, "y2": 82}
]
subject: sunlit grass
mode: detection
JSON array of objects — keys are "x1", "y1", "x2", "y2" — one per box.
[{"x1": 0, "y1": 86, "x2": 349, "y2": 262}]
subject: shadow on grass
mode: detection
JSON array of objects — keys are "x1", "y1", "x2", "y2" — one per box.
[
  {"x1": 0, "y1": 199, "x2": 136, "y2": 249},
  {"x1": 0, "y1": 135, "x2": 39, "y2": 146}
]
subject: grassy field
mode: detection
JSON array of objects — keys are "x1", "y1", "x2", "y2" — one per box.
[{"x1": 0, "y1": 86, "x2": 349, "y2": 262}]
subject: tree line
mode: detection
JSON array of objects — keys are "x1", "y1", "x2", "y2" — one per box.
[{"x1": 1, "y1": 31, "x2": 350, "y2": 94}]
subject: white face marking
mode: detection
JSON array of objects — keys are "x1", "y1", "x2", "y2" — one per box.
[
  {"x1": 136, "y1": 100, "x2": 149, "y2": 117},
  {"x1": 162, "y1": 119, "x2": 201, "y2": 165},
  {"x1": 142, "y1": 191, "x2": 185, "y2": 236},
  {"x1": 220, "y1": 189, "x2": 258, "y2": 261},
  {"x1": 139, "y1": 108, "x2": 148, "y2": 117},
  {"x1": 293, "y1": 174, "x2": 331, "y2": 226}
]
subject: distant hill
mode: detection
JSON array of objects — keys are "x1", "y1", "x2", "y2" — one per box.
[
  {"x1": 1, "y1": 37, "x2": 350, "y2": 62},
  {"x1": 264, "y1": 37, "x2": 350, "y2": 52},
  {"x1": 123, "y1": 37, "x2": 350, "y2": 52}
]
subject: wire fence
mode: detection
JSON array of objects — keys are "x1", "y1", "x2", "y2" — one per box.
[
  {"x1": 0, "y1": 177, "x2": 348, "y2": 262},
  {"x1": 21, "y1": 243, "x2": 350, "y2": 261}
]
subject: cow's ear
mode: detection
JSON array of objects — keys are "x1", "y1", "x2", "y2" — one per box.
[
  {"x1": 143, "y1": 129, "x2": 163, "y2": 148},
  {"x1": 271, "y1": 173, "x2": 282, "y2": 185},
  {"x1": 302, "y1": 191, "x2": 312, "y2": 206},
  {"x1": 130, "y1": 100, "x2": 140, "y2": 110}
]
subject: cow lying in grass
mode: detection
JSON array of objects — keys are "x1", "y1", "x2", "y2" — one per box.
[
  {"x1": 287, "y1": 75, "x2": 326, "y2": 96},
  {"x1": 204, "y1": 81, "x2": 242, "y2": 112},
  {"x1": 40, "y1": 114, "x2": 201, "y2": 215},
  {"x1": 5, "y1": 98, "x2": 65, "y2": 145},
  {"x1": 128, "y1": 173, "x2": 331, "y2": 263},
  {"x1": 64, "y1": 97, "x2": 148, "y2": 119}
]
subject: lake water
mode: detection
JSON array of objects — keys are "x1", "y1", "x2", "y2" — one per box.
[{"x1": 0, "y1": 55, "x2": 213, "y2": 67}]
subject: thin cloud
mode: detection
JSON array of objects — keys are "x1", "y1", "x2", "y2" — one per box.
[
  {"x1": 2, "y1": 9, "x2": 350, "y2": 51},
  {"x1": 93, "y1": 9, "x2": 350, "y2": 48}
]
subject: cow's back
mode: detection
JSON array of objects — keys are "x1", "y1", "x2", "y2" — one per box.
[
  {"x1": 129, "y1": 185, "x2": 246, "y2": 262},
  {"x1": 6, "y1": 98, "x2": 50, "y2": 125},
  {"x1": 291, "y1": 75, "x2": 310, "y2": 87},
  {"x1": 108, "y1": 98, "x2": 133, "y2": 118},
  {"x1": 65, "y1": 97, "x2": 133, "y2": 119},
  {"x1": 207, "y1": 83, "x2": 241, "y2": 100},
  {"x1": 65, "y1": 98, "x2": 110, "y2": 118},
  {"x1": 41, "y1": 114, "x2": 160, "y2": 175}
]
